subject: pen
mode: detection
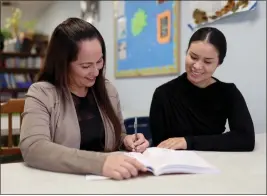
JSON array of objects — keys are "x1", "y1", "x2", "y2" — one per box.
[{"x1": 134, "y1": 117, "x2": 138, "y2": 143}]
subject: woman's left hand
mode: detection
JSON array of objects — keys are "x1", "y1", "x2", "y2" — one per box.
[
  {"x1": 157, "y1": 137, "x2": 187, "y2": 150},
  {"x1": 123, "y1": 133, "x2": 149, "y2": 153}
]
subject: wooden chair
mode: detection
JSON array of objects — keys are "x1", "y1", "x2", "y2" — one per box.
[{"x1": 0, "y1": 98, "x2": 25, "y2": 156}]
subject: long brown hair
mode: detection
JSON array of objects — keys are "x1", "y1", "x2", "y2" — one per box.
[{"x1": 37, "y1": 18, "x2": 122, "y2": 150}]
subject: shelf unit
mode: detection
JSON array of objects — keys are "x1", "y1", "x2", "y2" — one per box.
[
  {"x1": 0, "y1": 52, "x2": 43, "y2": 102},
  {"x1": 0, "y1": 67, "x2": 40, "y2": 74}
]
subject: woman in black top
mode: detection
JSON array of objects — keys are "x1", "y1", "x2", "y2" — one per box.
[{"x1": 149, "y1": 27, "x2": 255, "y2": 151}]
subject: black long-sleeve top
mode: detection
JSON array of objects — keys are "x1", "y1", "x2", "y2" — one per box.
[
  {"x1": 72, "y1": 89, "x2": 105, "y2": 152},
  {"x1": 149, "y1": 72, "x2": 255, "y2": 151}
]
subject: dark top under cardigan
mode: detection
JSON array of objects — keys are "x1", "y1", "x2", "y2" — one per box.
[
  {"x1": 149, "y1": 72, "x2": 255, "y2": 151},
  {"x1": 72, "y1": 89, "x2": 105, "y2": 152}
]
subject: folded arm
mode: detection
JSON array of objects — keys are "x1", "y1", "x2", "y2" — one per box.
[{"x1": 185, "y1": 84, "x2": 255, "y2": 151}]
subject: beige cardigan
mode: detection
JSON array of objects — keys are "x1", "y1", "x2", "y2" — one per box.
[{"x1": 19, "y1": 80, "x2": 127, "y2": 175}]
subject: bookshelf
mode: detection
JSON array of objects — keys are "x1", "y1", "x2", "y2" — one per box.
[{"x1": 0, "y1": 52, "x2": 43, "y2": 102}]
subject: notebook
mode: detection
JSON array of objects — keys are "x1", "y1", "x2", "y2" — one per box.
[{"x1": 85, "y1": 147, "x2": 219, "y2": 180}]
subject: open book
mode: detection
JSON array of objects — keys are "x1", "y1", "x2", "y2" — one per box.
[
  {"x1": 86, "y1": 147, "x2": 219, "y2": 180},
  {"x1": 126, "y1": 147, "x2": 219, "y2": 176}
]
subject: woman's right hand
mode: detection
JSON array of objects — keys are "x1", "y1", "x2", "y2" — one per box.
[{"x1": 102, "y1": 154, "x2": 147, "y2": 180}]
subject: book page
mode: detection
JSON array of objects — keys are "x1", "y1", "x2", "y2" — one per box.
[
  {"x1": 141, "y1": 147, "x2": 219, "y2": 175},
  {"x1": 142, "y1": 148, "x2": 177, "y2": 169},
  {"x1": 126, "y1": 148, "x2": 175, "y2": 172},
  {"x1": 126, "y1": 152, "x2": 157, "y2": 173}
]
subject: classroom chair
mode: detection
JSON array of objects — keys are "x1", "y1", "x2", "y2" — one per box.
[
  {"x1": 0, "y1": 98, "x2": 25, "y2": 156},
  {"x1": 124, "y1": 116, "x2": 153, "y2": 146}
]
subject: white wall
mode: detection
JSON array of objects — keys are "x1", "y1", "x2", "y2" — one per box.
[
  {"x1": 36, "y1": 1, "x2": 266, "y2": 133},
  {"x1": 35, "y1": 1, "x2": 81, "y2": 35},
  {"x1": 1, "y1": 1, "x2": 53, "y2": 28}
]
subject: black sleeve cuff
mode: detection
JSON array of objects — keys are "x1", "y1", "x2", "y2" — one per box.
[{"x1": 184, "y1": 136, "x2": 194, "y2": 150}]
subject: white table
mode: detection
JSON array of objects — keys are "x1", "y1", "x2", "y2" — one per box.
[{"x1": 1, "y1": 133, "x2": 266, "y2": 194}]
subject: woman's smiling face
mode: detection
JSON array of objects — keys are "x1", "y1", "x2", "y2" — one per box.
[{"x1": 185, "y1": 40, "x2": 220, "y2": 87}]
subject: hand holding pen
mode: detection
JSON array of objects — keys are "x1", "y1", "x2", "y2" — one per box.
[{"x1": 123, "y1": 117, "x2": 149, "y2": 153}]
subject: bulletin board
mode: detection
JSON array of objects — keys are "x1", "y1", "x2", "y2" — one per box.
[{"x1": 113, "y1": 1, "x2": 181, "y2": 78}]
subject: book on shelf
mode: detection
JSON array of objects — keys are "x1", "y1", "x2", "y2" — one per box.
[
  {"x1": 0, "y1": 53, "x2": 41, "y2": 90},
  {"x1": 85, "y1": 147, "x2": 219, "y2": 180},
  {"x1": 0, "y1": 73, "x2": 32, "y2": 89},
  {"x1": 0, "y1": 52, "x2": 43, "y2": 102},
  {"x1": 3, "y1": 55, "x2": 42, "y2": 69}
]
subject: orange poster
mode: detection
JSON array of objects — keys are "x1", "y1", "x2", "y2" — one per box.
[{"x1": 157, "y1": 10, "x2": 171, "y2": 44}]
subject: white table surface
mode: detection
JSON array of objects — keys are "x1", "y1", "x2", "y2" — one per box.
[{"x1": 1, "y1": 133, "x2": 266, "y2": 194}]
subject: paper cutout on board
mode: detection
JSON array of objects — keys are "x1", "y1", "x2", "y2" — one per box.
[
  {"x1": 118, "y1": 42, "x2": 127, "y2": 60},
  {"x1": 188, "y1": 0, "x2": 257, "y2": 30},
  {"x1": 117, "y1": 17, "x2": 127, "y2": 40},
  {"x1": 131, "y1": 8, "x2": 148, "y2": 36},
  {"x1": 114, "y1": 1, "x2": 125, "y2": 18},
  {"x1": 157, "y1": 10, "x2": 171, "y2": 44}
]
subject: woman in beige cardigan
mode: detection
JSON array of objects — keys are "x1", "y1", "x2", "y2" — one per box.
[{"x1": 19, "y1": 17, "x2": 149, "y2": 180}]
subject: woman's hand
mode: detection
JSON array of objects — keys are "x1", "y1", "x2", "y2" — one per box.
[
  {"x1": 157, "y1": 137, "x2": 187, "y2": 150},
  {"x1": 102, "y1": 153, "x2": 147, "y2": 180},
  {"x1": 123, "y1": 133, "x2": 149, "y2": 153}
]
